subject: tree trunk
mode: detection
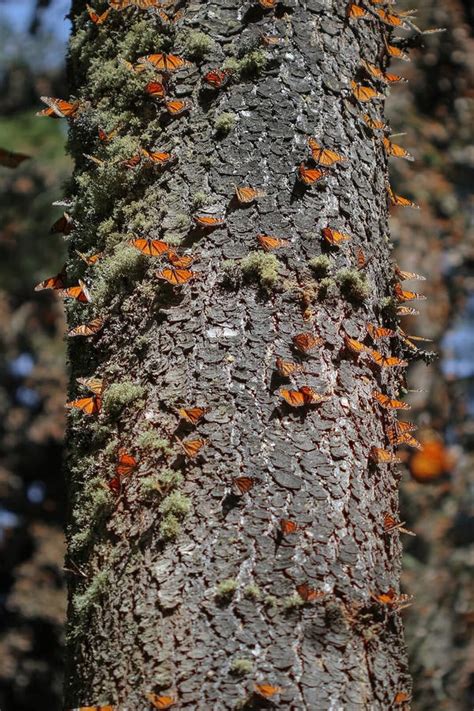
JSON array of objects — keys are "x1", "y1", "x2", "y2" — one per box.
[{"x1": 65, "y1": 1, "x2": 411, "y2": 708}]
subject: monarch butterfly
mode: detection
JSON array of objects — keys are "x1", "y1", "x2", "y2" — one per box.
[
  {"x1": 34, "y1": 269, "x2": 66, "y2": 291},
  {"x1": 37, "y1": 97, "x2": 79, "y2": 118},
  {"x1": 178, "y1": 407, "x2": 208, "y2": 425},
  {"x1": 144, "y1": 80, "x2": 166, "y2": 99},
  {"x1": 322, "y1": 227, "x2": 351, "y2": 246},
  {"x1": 367, "y1": 323, "x2": 396, "y2": 339},
  {"x1": 84, "y1": 153, "x2": 105, "y2": 166},
  {"x1": 280, "y1": 387, "x2": 329, "y2": 407},
  {"x1": 394, "y1": 283, "x2": 426, "y2": 302},
  {"x1": 344, "y1": 336, "x2": 368, "y2": 355},
  {"x1": 387, "y1": 420, "x2": 417, "y2": 443},
  {"x1": 179, "y1": 438, "x2": 207, "y2": 459},
  {"x1": 296, "y1": 583, "x2": 325, "y2": 603},
  {"x1": 355, "y1": 247, "x2": 367, "y2": 268},
  {"x1": 382, "y1": 137, "x2": 414, "y2": 161},
  {"x1": 130, "y1": 238, "x2": 170, "y2": 257},
  {"x1": 257, "y1": 235, "x2": 289, "y2": 251},
  {"x1": 232, "y1": 476, "x2": 254, "y2": 495},
  {"x1": 372, "y1": 588, "x2": 412, "y2": 609},
  {"x1": 253, "y1": 683, "x2": 281, "y2": 698},
  {"x1": 156, "y1": 268, "x2": 196, "y2": 285},
  {"x1": 121, "y1": 154, "x2": 141, "y2": 169},
  {"x1": 279, "y1": 519, "x2": 299, "y2": 535},
  {"x1": 373, "y1": 390, "x2": 410, "y2": 410},
  {"x1": 167, "y1": 251, "x2": 194, "y2": 269},
  {"x1": 58, "y1": 280, "x2": 92, "y2": 303},
  {"x1": 347, "y1": 3, "x2": 368, "y2": 18},
  {"x1": 394, "y1": 691, "x2": 411, "y2": 704},
  {"x1": 202, "y1": 69, "x2": 231, "y2": 89},
  {"x1": 275, "y1": 357, "x2": 304, "y2": 377},
  {"x1": 75, "y1": 250, "x2": 104, "y2": 265},
  {"x1": 260, "y1": 33, "x2": 283, "y2": 46},
  {"x1": 110, "y1": 0, "x2": 167, "y2": 10},
  {"x1": 399, "y1": 330, "x2": 432, "y2": 344},
  {"x1": 367, "y1": 348, "x2": 407, "y2": 368},
  {"x1": 397, "y1": 305, "x2": 419, "y2": 316},
  {"x1": 369, "y1": 447, "x2": 401, "y2": 464},
  {"x1": 387, "y1": 185, "x2": 419, "y2": 209},
  {"x1": 395, "y1": 267, "x2": 425, "y2": 282},
  {"x1": 393, "y1": 432, "x2": 423, "y2": 450},
  {"x1": 258, "y1": 0, "x2": 277, "y2": 8},
  {"x1": 362, "y1": 114, "x2": 386, "y2": 131},
  {"x1": 157, "y1": 8, "x2": 184, "y2": 25},
  {"x1": 385, "y1": 43, "x2": 410, "y2": 62},
  {"x1": 116, "y1": 448, "x2": 138, "y2": 477},
  {"x1": 138, "y1": 53, "x2": 188, "y2": 73},
  {"x1": 297, "y1": 163, "x2": 328, "y2": 185},
  {"x1": 145, "y1": 694, "x2": 176, "y2": 710},
  {"x1": 119, "y1": 58, "x2": 147, "y2": 75},
  {"x1": 193, "y1": 215, "x2": 225, "y2": 229},
  {"x1": 68, "y1": 318, "x2": 104, "y2": 338},
  {"x1": 87, "y1": 5, "x2": 110, "y2": 24},
  {"x1": 351, "y1": 81, "x2": 381, "y2": 102},
  {"x1": 165, "y1": 99, "x2": 191, "y2": 116},
  {"x1": 98, "y1": 125, "x2": 121, "y2": 142},
  {"x1": 234, "y1": 186, "x2": 266, "y2": 204},
  {"x1": 66, "y1": 395, "x2": 102, "y2": 415},
  {"x1": 375, "y1": 8, "x2": 407, "y2": 28},
  {"x1": 362, "y1": 61, "x2": 406, "y2": 84},
  {"x1": 383, "y1": 513, "x2": 415, "y2": 537},
  {"x1": 141, "y1": 149, "x2": 174, "y2": 165},
  {"x1": 292, "y1": 332, "x2": 323, "y2": 353},
  {"x1": 76, "y1": 376, "x2": 105, "y2": 396},
  {"x1": 308, "y1": 138, "x2": 346, "y2": 166},
  {"x1": 0, "y1": 147, "x2": 30, "y2": 168}
]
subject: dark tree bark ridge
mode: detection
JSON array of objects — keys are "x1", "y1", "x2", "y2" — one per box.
[{"x1": 65, "y1": 0, "x2": 411, "y2": 708}]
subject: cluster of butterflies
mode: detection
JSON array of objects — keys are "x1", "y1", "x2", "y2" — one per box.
[{"x1": 27, "y1": 2, "x2": 426, "y2": 708}]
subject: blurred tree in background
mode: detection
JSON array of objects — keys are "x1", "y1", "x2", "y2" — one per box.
[{"x1": 0, "y1": 0, "x2": 472, "y2": 709}]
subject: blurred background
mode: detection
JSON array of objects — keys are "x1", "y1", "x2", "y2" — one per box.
[{"x1": 0, "y1": 1, "x2": 472, "y2": 710}]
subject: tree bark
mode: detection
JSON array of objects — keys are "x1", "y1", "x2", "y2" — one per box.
[{"x1": 65, "y1": 1, "x2": 411, "y2": 708}]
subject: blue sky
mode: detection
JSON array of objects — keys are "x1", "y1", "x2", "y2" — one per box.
[{"x1": 0, "y1": 0, "x2": 70, "y2": 38}]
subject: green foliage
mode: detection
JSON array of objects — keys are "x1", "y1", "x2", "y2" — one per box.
[
  {"x1": 264, "y1": 595, "x2": 278, "y2": 608},
  {"x1": 69, "y1": 476, "x2": 113, "y2": 552},
  {"x1": 214, "y1": 113, "x2": 236, "y2": 135},
  {"x1": 159, "y1": 491, "x2": 191, "y2": 518},
  {"x1": 230, "y1": 658, "x2": 253, "y2": 676},
  {"x1": 136, "y1": 430, "x2": 172, "y2": 453},
  {"x1": 182, "y1": 31, "x2": 215, "y2": 60},
  {"x1": 72, "y1": 570, "x2": 109, "y2": 620},
  {"x1": 159, "y1": 514, "x2": 181, "y2": 541},
  {"x1": 93, "y1": 244, "x2": 145, "y2": 306},
  {"x1": 318, "y1": 277, "x2": 337, "y2": 300},
  {"x1": 216, "y1": 579, "x2": 238, "y2": 599},
  {"x1": 103, "y1": 381, "x2": 146, "y2": 418},
  {"x1": 282, "y1": 594, "x2": 305, "y2": 611},
  {"x1": 243, "y1": 585, "x2": 261, "y2": 600},
  {"x1": 336, "y1": 268, "x2": 370, "y2": 303},
  {"x1": 241, "y1": 252, "x2": 279, "y2": 289},
  {"x1": 309, "y1": 255, "x2": 331, "y2": 277}
]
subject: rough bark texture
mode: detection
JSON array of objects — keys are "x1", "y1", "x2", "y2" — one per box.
[{"x1": 65, "y1": 1, "x2": 411, "y2": 708}]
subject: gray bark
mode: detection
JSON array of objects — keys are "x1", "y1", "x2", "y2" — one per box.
[{"x1": 64, "y1": 1, "x2": 411, "y2": 708}]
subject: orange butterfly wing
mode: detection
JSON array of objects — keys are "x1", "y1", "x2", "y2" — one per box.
[
  {"x1": 116, "y1": 448, "x2": 138, "y2": 476},
  {"x1": 156, "y1": 268, "x2": 195, "y2": 285},
  {"x1": 180, "y1": 438, "x2": 206, "y2": 458},
  {"x1": 165, "y1": 100, "x2": 190, "y2": 116},
  {"x1": 279, "y1": 519, "x2": 299, "y2": 535},
  {"x1": 146, "y1": 694, "x2": 176, "y2": 710},
  {"x1": 68, "y1": 318, "x2": 104, "y2": 338},
  {"x1": 368, "y1": 348, "x2": 407, "y2": 368},
  {"x1": 233, "y1": 476, "x2": 254, "y2": 495},
  {"x1": 235, "y1": 186, "x2": 266, "y2": 204},
  {"x1": 275, "y1": 357, "x2": 302, "y2": 377},
  {"x1": 367, "y1": 323, "x2": 396, "y2": 339},
  {"x1": 387, "y1": 185, "x2": 419, "y2": 209},
  {"x1": 347, "y1": 3, "x2": 368, "y2": 18},
  {"x1": 369, "y1": 446, "x2": 401, "y2": 463},
  {"x1": 75, "y1": 250, "x2": 104, "y2": 265},
  {"x1": 145, "y1": 81, "x2": 166, "y2": 99},
  {"x1": 38, "y1": 97, "x2": 79, "y2": 118},
  {"x1": 296, "y1": 583, "x2": 324, "y2": 602},
  {"x1": 292, "y1": 332, "x2": 322, "y2": 353},
  {"x1": 193, "y1": 215, "x2": 225, "y2": 228},
  {"x1": 373, "y1": 390, "x2": 410, "y2": 410},
  {"x1": 203, "y1": 69, "x2": 231, "y2": 88},
  {"x1": 34, "y1": 271, "x2": 66, "y2": 291},
  {"x1": 142, "y1": 150, "x2": 173, "y2": 165},
  {"x1": 257, "y1": 235, "x2": 289, "y2": 251},
  {"x1": 344, "y1": 336, "x2": 368, "y2": 355},
  {"x1": 383, "y1": 138, "x2": 413, "y2": 161},
  {"x1": 322, "y1": 227, "x2": 351, "y2": 245},
  {"x1": 58, "y1": 280, "x2": 92, "y2": 303},
  {"x1": 308, "y1": 138, "x2": 346, "y2": 166},
  {"x1": 138, "y1": 53, "x2": 187, "y2": 73},
  {"x1": 178, "y1": 407, "x2": 207, "y2": 425},
  {"x1": 351, "y1": 81, "x2": 381, "y2": 102},
  {"x1": 254, "y1": 683, "x2": 281, "y2": 697},
  {"x1": 167, "y1": 251, "x2": 194, "y2": 268},
  {"x1": 280, "y1": 389, "x2": 306, "y2": 407},
  {"x1": 362, "y1": 114, "x2": 386, "y2": 131},
  {"x1": 298, "y1": 163, "x2": 328, "y2": 185},
  {"x1": 130, "y1": 238, "x2": 170, "y2": 257},
  {"x1": 66, "y1": 396, "x2": 102, "y2": 415},
  {"x1": 87, "y1": 5, "x2": 110, "y2": 23}
]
